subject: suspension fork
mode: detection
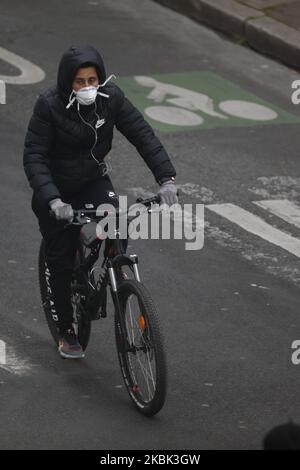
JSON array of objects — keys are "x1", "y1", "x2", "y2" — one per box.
[
  {"x1": 108, "y1": 254, "x2": 141, "y2": 282},
  {"x1": 107, "y1": 255, "x2": 140, "y2": 353},
  {"x1": 107, "y1": 259, "x2": 126, "y2": 352}
]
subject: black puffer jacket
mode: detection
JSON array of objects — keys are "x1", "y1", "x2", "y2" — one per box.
[{"x1": 23, "y1": 45, "x2": 176, "y2": 208}]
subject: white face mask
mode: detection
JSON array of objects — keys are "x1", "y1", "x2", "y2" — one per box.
[
  {"x1": 74, "y1": 86, "x2": 98, "y2": 106},
  {"x1": 66, "y1": 74, "x2": 116, "y2": 109}
]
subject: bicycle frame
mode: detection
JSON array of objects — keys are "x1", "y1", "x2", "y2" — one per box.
[{"x1": 69, "y1": 196, "x2": 159, "y2": 352}]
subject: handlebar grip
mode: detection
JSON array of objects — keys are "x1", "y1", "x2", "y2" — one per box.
[{"x1": 136, "y1": 195, "x2": 161, "y2": 205}]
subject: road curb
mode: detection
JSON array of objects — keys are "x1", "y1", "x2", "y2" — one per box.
[
  {"x1": 153, "y1": 0, "x2": 300, "y2": 70},
  {"x1": 246, "y1": 16, "x2": 300, "y2": 70}
]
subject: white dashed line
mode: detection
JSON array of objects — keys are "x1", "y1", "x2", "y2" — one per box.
[
  {"x1": 206, "y1": 203, "x2": 300, "y2": 258},
  {"x1": 254, "y1": 199, "x2": 300, "y2": 229},
  {"x1": 0, "y1": 80, "x2": 5, "y2": 104}
]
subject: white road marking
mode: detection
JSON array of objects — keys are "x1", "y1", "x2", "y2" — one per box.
[
  {"x1": 249, "y1": 176, "x2": 300, "y2": 199},
  {"x1": 206, "y1": 203, "x2": 300, "y2": 258},
  {"x1": 0, "y1": 340, "x2": 6, "y2": 365},
  {"x1": 0, "y1": 46, "x2": 45, "y2": 84},
  {"x1": 135, "y1": 75, "x2": 227, "y2": 119},
  {"x1": 176, "y1": 183, "x2": 216, "y2": 203},
  {"x1": 0, "y1": 80, "x2": 5, "y2": 104},
  {"x1": 145, "y1": 105, "x2": 204, "y2": 126},
  {"x1": 250, "y1": 283, "x2": 269, "y2": 290},
  {"x1": 0, "y1": 342, "x2": 32, "y2": 376},
  {"x1": 254, "y1": 199, "x2": 300, "y2": 229},
  {"x1": 126, "y1": 185, "x2": 300, "y2": 284},
  {"x1": 218, "y1": 100, "x2": 278, "y2": 121}
]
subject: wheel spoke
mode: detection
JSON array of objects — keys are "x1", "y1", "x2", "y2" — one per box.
[
  {"x1": 136, "y1": 353, "x2": 155, "y2": 400},
  {"x1": 124, "y1": 293, "x2": 157, "y2": 403},
  {"x1": 127, "y1": 296, "x2": 136, "y2": 345}
]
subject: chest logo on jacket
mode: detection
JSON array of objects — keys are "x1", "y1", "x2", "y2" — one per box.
[{"x1": 96, "y1": 118, "x2": 106, "y2": 129}]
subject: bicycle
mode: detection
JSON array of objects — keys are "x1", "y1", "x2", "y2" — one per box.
[{"x1": 38, "y1": 195, "x2": 167, "y2": 416}]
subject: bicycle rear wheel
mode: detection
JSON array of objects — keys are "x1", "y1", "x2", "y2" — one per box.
[
  {"x1": 114, "y1": 279, "x2": 167, "y2": 416},
  {"x1": 38, "y1": 239, "x2": 91, "y2": 350}
]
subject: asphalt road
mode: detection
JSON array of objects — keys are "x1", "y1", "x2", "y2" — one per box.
[{"x1": 1, "y1": 0, "x2": 300, "y2": 450}]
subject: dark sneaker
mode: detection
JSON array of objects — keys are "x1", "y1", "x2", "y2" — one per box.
[{"x1": 58, "y1": 327, "x2": 85, "y2": 359}]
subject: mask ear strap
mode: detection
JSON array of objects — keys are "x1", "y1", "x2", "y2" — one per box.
[
  {"x1": 66, "y1": 90, "x2": 76, "y2": 109},
  {"x1": 97, "y1": 91, "x2": 110, "y2": 98},
  {"x1": 97, "y1": 74, "x2": 116, "y2": 99},
  {"x1": 100, "y1": 74, "x2": 116, "y2": 87}
]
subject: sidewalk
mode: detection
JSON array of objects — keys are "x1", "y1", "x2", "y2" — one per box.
[{"x1": 153, "y1": 0, "x2": 300, "y2": 70}]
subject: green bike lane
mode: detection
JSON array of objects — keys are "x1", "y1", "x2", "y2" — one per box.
[
  {"x1": 116, "y1": 71, "x2": 299, "y2": 133},
  {"x1": 1, "y1": 0, "x2": 300, "y2": 450}
]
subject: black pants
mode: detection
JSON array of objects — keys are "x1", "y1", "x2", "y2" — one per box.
[{"x1": 32, "y1": 175, "x2": 120, "y2": 331}]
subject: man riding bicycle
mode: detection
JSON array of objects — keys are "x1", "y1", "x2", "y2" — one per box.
[{"x1": 23, "y1": 45, "x2": 177, "y2": 359}]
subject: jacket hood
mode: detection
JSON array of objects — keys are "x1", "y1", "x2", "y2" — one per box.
[{"x1": 57, "y1": 45, "x2": 106, "y2": 103}]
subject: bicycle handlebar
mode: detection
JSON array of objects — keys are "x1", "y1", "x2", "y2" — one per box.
[
  {"x1": 135, "y1": 195, "x2": 161, "y2": 206},
  {"x1": 49, "y1": 195, "x2": 161, "y2": 226}
]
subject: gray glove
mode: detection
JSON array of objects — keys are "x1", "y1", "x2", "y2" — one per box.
[
  {"x1": 158, "y1": 180, "x2": 178, "y2": 206},
  {"x1": 49, "y1": 198, "x2": 74, "y2": 222}
]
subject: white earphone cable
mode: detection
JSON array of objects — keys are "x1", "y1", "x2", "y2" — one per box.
[{"x1": 77, "y1": 101, "x2": 112, "y2": 175}]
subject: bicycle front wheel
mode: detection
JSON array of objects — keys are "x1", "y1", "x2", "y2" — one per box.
[{"x1": 114, "y1": 279, "x2": 167, "y2": 416}]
